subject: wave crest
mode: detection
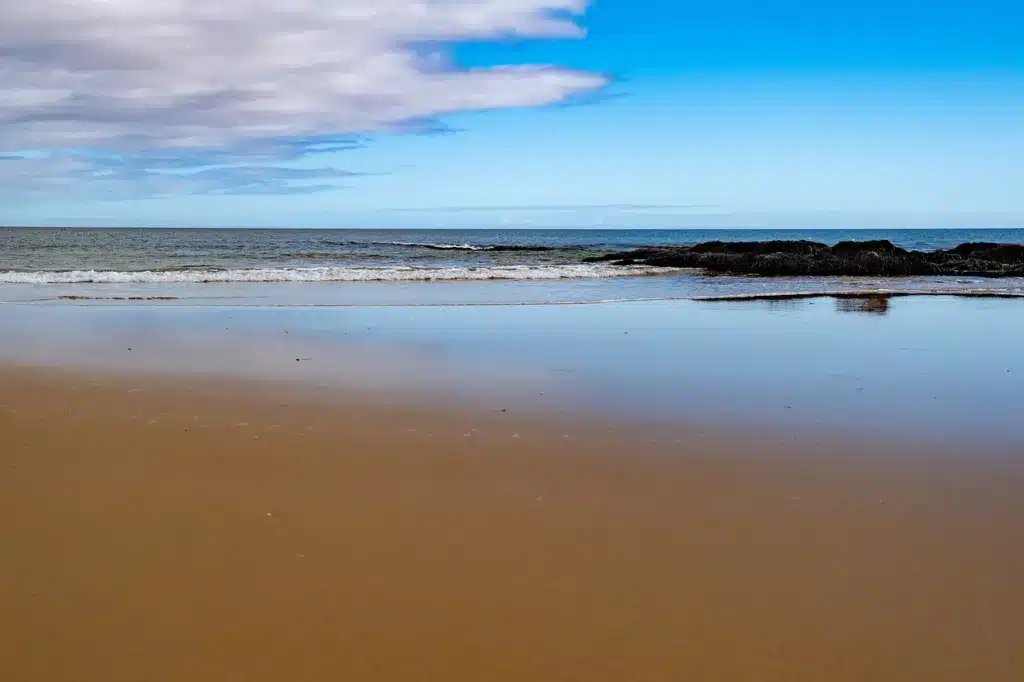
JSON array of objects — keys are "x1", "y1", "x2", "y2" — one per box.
[
  {"x1": 319, "y1": 240, "x2": 558, "y2": 252},
  {"x1": 0, "y1": 264, "x2": 676, "y2": 284}
]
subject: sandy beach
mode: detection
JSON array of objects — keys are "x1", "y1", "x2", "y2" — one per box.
[
  {"x1": 3, "y1": 365, "x2": 1023, "y2": 682},
  {"x1": 6, "y1": 0, "x2": 1024, "y2": 676}
]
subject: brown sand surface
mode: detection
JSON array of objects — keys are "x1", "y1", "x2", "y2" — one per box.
[{"x1": 2, "y1": 366, "x2": 1023, "y2": 682}]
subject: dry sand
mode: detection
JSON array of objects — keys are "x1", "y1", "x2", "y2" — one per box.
[{"x1": 2, "y1": 366, "x2": 1023, "y2": 682}]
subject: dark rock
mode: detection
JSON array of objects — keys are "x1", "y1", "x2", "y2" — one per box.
[
  {"x1": 948, "y1": 243, "x2": 1024, "y2": 264},
  {"x1": 947, "y1": 242, "x2": 1003, "y2": 256},
  {"x1": 689, "y1": 239, "x2": 826, "y2": 256},
  {"x1": 831, "y1": 239, "x2": 906, "y2": 255},
  {"x1": 588, "y1": 240, "x2": 1024, "y2": 277}
]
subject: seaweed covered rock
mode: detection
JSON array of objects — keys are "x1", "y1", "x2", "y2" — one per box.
[
  {"x1": 585, "y1": 240, "x2": 1024, "y2": 277},
  {"x1": 942, "y1": 243, "x2": 1024, "y2": 264},
  {"x1": 831, "y1": 239, "x2": 907, "y2": 255},
  {"x1": 688, "y1": 240, "x2": 826, "y2": 255}
]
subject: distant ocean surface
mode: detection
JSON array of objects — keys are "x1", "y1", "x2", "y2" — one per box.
[{"x1": 2, "y1": 227, "x2": 1024, "y2": 305}]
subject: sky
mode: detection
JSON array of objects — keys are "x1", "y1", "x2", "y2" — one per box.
[{"x1": 1, "y1": 0, "x2": 1022, "y2": 229}]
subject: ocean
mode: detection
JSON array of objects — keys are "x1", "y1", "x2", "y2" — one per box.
[{"x1": 2, "y1": 227, "x2": 1024, "y2": 305}]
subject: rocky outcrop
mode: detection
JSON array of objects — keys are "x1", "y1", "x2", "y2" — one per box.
[{"x1": 585, "y1": 240, "x2": 1024, "y2": 277}]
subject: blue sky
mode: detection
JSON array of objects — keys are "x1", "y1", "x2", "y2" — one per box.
[{"x1": 1, "y1": 0, "x2": 1022, "y2": 228}]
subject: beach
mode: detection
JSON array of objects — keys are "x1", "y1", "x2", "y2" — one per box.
[
  {"x1": 3, "y1": 228, "x2": 1024, "y2": 681},
  {"x1": 3, "y1": 365, "x2": 1024, "y2": 682},
  {"x1": 6, "y1": 0, "x2": 1024, "y2": 673}
]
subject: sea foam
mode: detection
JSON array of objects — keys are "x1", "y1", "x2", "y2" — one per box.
[{"x1": 0, "y1": 263, "x2": 676, "y2": 284}]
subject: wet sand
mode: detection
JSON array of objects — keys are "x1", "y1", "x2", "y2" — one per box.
[
  {"x1": 5, "y1": 296, "x2": 1024, "y2": 442},
  {"x1": 2, "y1": 365, "x2": 1023, "y2": 681}
]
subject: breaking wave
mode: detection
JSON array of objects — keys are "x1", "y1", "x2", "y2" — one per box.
[
  {"x1": 0, "y1": 264, "x2": 677, "y2": 284},
  {"x1": 321, "y1": 240, "x2": 559, "y2": 252}
]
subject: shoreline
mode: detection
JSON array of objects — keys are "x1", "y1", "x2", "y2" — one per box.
[
  {"x1": 27, "y1": 289, "x2": 1024, "y2": 303},
  {"x1": 4, "y1": 272, "x2": 1023, "y2": 310},
  {"x1": 3, "y1": 365, "x2": 1024, "y2": 681}
]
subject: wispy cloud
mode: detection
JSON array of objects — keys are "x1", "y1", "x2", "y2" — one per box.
[
  {"x1": 0, "y1": 154, "x2": 369, "y2": 200},
  {"x1": 0, "y1": 0, "x2": 605, "y2": 197},
  {"x1": 86, "y1": 136, "x2": 370, "y2": 171},
  {"x1": 389, "y1": 204, "x2": 719, "y2": 212}
]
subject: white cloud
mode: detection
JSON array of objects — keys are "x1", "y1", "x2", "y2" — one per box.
[
  {"x1": 0, "y1": 0, "x2": 605, "y2": 153},
  {"x1": 0, "y1": 152, "x2": 368, "y2": 199}
]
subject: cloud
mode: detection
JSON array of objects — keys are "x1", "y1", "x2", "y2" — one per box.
[
  {"x1": 86, "y1": 136, "x2": 369, "y2": 170},
  {"x1": 0, "y1": 153, "x2": 367, "y2": 199},
  {"x1": 390, "y1": 204, "x2": 719, "y2": 212},
  {"x1": 0, "y1": 0, "x2": 605, "y2": 154}
]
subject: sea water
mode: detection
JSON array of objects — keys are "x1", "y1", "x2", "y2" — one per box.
[{"x1": 2, "y1": 227, "x2": 1024, "y2": 305}]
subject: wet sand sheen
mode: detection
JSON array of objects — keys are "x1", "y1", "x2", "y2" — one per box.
[{"x1": 2, "y1": 367, "x2": 1023, "y2": 682}]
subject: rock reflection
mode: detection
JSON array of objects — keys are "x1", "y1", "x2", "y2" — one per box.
[{"x1": 833, "y1": 295, "x2": 891, "y2": 315}]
